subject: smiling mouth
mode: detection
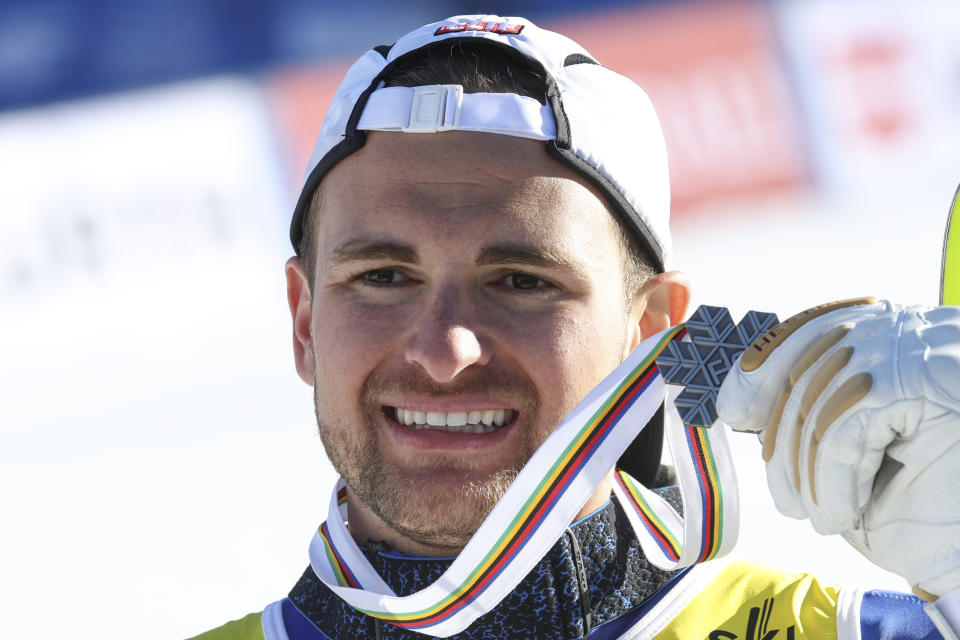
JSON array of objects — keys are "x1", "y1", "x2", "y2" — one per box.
[{"x1": 386, "y1": 407, "x2": 518, "y2": 434}]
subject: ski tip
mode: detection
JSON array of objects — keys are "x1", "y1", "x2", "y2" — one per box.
[{"x1": 941, "y1": 183, "x2": 960, "y2": 306}]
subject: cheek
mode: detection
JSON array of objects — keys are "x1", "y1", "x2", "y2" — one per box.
[
  {"x1": 497, "y1": 305, "x2": 627, "y2": 416},
  {"x1": 310, "y1": 299, "x2": 412, "y2": 395}
]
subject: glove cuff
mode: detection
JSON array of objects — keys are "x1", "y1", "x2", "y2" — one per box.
[{"x1": 926, "y1": 591, "x2": 960, "y2": 640}]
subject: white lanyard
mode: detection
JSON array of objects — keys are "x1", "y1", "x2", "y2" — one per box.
[{"x1": 307, "y1": 326, "x2": 739, "y2": 637}]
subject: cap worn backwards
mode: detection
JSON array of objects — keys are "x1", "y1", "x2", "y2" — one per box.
[{"x1": 290, "y1": 15, "x2": 672, "y2": 272}]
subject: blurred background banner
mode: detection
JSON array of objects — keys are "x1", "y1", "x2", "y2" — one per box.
[
  {"x1": 0, "y1": 0, "x2": 664, "y2": 111},
  {"x1": 1, "y1": 1, "x2": 957, "y2": 638},
  {"x1": 548, "y1": 1, "x2": 808, "y2": 212},
  {"x1": 776, "y1": 0, "x2": 960, "y2": 203},
  {"x1": 0, "y1": 77, "x2": 287, "y2": 301}
]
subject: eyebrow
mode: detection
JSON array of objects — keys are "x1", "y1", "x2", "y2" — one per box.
[
  {"x1": 329, "y1": 239, "x2": 583, "y2": 274},
  {"x1": 476, "y1": 243, "x2": 583, "y2": 274},
  {"x1": 331, "y1": 240, "x2": 419, "y2": 266}
]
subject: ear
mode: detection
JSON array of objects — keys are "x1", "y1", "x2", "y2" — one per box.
[
  {"x1": 286, "y1": 256, "x2": 315, "y2": 386},
  {"x1": 627, "y1": 270, "x2": 691, "y2": 352}
]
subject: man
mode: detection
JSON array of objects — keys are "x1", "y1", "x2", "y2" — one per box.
[{"x1": 192, "y1": 16, "x2": 960, "y2": 639}]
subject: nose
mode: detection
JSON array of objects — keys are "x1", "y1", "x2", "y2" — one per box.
[{"x1": 405, "y1": 288, "x2": 489, "y2": 383}]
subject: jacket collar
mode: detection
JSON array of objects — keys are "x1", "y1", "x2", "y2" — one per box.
[{"x1": 288, "y1": 492, "x2": 681, "y2": 639}]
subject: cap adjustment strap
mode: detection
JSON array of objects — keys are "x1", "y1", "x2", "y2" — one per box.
[{"x1": 357, "y1": 84, "x2": 556, "y2": 140}]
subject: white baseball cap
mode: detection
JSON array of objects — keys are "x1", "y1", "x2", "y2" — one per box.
[{"x1": 290, "y1": 14, "x2": 672, "y2": 271}]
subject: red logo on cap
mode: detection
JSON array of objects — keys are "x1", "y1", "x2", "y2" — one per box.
[{"x1": 434, "y1": 20, "x2": 524, "y2": 36}]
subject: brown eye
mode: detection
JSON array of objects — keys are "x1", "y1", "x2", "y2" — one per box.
[
  {"x1": 363, "y1": 269, "x2": 405, "y2": 285},
  {"x1": 507, "y1": 273, "x2": 545, "y2": 290}
]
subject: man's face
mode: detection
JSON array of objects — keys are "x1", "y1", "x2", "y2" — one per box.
[{"x1": 291, "y1": 131, "x2": 646, "y2": 551}]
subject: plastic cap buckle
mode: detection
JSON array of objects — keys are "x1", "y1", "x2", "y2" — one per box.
[{"x1": 404, "y1": 85, "x2": 463, "y2": 133}]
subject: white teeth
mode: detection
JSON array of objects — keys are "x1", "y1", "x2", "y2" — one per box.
[{"x1": 391, "y1": 407, "x2": 513, "y2": 432}]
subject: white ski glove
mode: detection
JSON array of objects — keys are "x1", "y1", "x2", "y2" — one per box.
[{"x1": 717, "y1": 297, "x2": 960, "y2": 598}]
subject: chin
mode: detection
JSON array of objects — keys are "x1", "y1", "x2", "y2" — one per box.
[{"x1": 357, "y1": 465, "x2": 519, "y2": 549}]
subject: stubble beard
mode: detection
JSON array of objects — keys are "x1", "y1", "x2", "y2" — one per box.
[{"x1": 313, "y1": 366, "x2": 543, "y2": 551}]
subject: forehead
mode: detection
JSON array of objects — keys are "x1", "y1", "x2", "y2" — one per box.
[{"x1": 314, "y1": 131, "x2": 620, "y2": 254}]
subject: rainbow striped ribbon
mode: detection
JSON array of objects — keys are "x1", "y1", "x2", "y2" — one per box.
[
  {"x1": 612, "y1": 419, "x2": 736, "y2": 569},
  {"x1": 307, "y1": 325, "x2": 739, "y2": 637}
]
